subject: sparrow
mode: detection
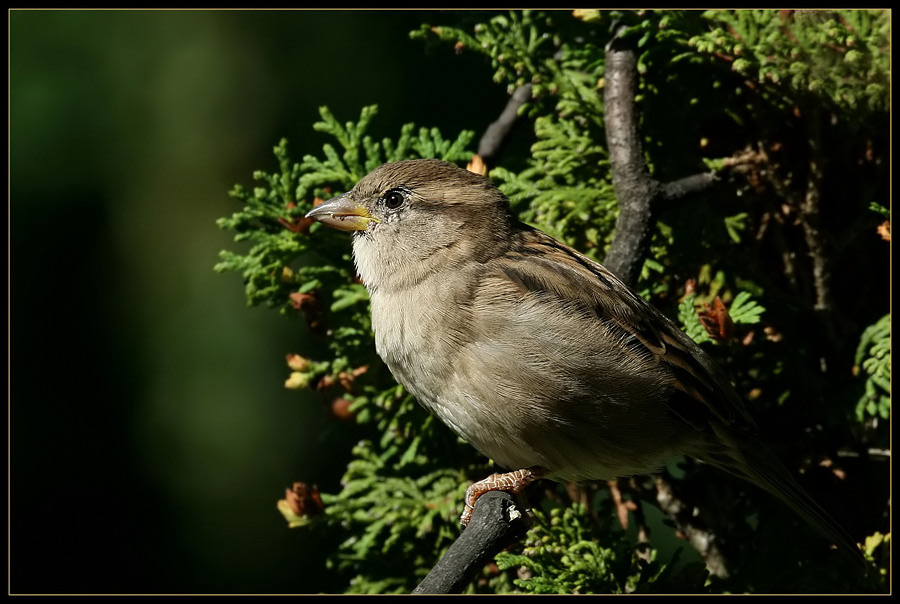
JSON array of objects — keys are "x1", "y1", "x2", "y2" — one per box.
[{"x1": 305, "y1": 158, "x2": 860, "y2": 562}]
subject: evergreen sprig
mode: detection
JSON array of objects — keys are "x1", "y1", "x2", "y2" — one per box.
[
  {"x1": 495, "y1": 503, "x2": 706, "y2": 594},
  {"x1": 217, "y1": 104, "x2": 492, "y2": 591},
  {"x1": 413, "y1": 11, "x2": 561, "y2": 100},
  {"x1": 493, "y1": 115, "x2": 616, "y2": 256},
  {"x1": 688, "y1": 10, "x2": 890, "y2": 114},
  {"x1": 854, "y1": 313, "x2": 891, "y2": 422}
]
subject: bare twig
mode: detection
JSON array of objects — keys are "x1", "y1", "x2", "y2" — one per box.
[
  {"x1": 752, "y1": 117, "x2": 844, "y2": 349},
  {"x1": 660, "y1": 172, "x2": 718, "y2": 202},
  {"x1": 837, "y1": 448, "x2": 890, "y2": 460},
  {"x1": 625, "y1": 478, "x2": 654, "y2": 565},
  {"x1": 477, "y1": 84, "x2": 533, "y2": 166},
  {"x1": 654, "y1": 474, "x2": 732, "y2": 578},
  {"x1": 798, "y1": 113, "x2": 837, "y2": 339},
  {"x1": 607, "y1": 478, "x2": 635, "y2": 529}
]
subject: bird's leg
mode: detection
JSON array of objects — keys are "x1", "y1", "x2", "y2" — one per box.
[{"x1": 460, "y1": 466, "x2": 545, "y2": 528}]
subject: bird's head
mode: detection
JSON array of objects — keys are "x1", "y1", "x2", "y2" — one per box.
[{"x1": 306, "y1": 159, "x2": 513, "y2": 291}]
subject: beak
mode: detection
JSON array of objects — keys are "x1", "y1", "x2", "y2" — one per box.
[{"x1": 305, "y1": 194, "x2": 378, "y2": 232}]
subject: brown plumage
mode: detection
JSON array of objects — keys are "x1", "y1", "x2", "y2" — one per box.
[{"x1": 306, "y1": 158, "x2": 861, "y2": 565}]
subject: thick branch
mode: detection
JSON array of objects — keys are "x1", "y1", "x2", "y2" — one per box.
[
  {"x1": 412, "y1": 491, "x2": 529, "y2": 594},
  {"x1": 602, "y1": 37, "x2": 658, "y2": 286},
  {"x1": 477, "y1": 84, "x2": 533, "y2": 165},
  {"x1": 601, "y1": 34, "x2": 717, "y2": 286}
]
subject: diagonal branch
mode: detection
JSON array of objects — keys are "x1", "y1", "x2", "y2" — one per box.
[
  {"x1": 477, "y1": 84, "x2": 533, "y2": 166},
  {"x1": 411, "y1": 491, "x2": 529, "y2": 594}
]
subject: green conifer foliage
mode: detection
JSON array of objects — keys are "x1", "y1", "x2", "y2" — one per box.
[{"x1": 217, "y1": 10, "x2": 889, "y2": 593}]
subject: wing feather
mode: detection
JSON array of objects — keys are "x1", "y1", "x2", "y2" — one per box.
[{"x1": 495, "y1": 225, "x2": 756, "y2": 431}]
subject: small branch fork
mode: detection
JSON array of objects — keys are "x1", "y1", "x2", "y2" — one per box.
[{"x1": 601, "y1": 30, "x2": 717, "y2": 286}]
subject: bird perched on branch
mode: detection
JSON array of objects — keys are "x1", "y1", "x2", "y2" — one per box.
[{"x1": 306, "y1": 158, "x2": 861, "y2": 566}]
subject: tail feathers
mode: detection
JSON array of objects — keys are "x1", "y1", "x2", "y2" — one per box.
[{"x1": 709, "y1": 424, "x2": 864, "y2": 566}]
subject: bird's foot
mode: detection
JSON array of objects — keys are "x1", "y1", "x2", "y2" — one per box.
[{"x1": 460, "y1": 466, "x2": 544, "y2": 528}]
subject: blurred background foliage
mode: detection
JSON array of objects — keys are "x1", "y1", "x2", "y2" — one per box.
[{"x1": 10, "y1": 9, "x2": 509, "y2": 594}]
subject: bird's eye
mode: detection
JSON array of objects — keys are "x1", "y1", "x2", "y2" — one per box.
[{"x1": 383, "y1": 189, "x2": 405, "y2": 209}]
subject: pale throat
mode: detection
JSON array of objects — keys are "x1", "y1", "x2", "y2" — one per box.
[{"x1": 352, "y1": 227, "x2": 476, "y2": 294}]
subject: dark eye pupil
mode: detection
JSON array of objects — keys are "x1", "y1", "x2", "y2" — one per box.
[{"x1": 384, "y1": 191, "x2": 404, "y2": 209}]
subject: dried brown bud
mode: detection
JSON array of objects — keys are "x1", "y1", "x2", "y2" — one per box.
[
  {"x1": 278, "y1": 216, "x2": 314, "y2": 234},
  {"x1": 286, "y1": 354, "x2": 309, "y2": 372},
  {"x1": 277, "y1": 197, "x2": 330, "y2": 234},
  {"x1": 288, "y1": 291, "x2": 325, "y2": 334},
  {"x1": 466, "y1": 154, "x2": 487, "y2": 176},
  {"x1": 283, "y1": 482, "x2": 324, "y2": 517},
  {"x1": 764, "y1": 325, "x2": 783, "y2": 342},
  {"x1": 284, "y1": 372, "x2": 310, "y2": 390},
  {"x1": 606, "y1": 479, "x2": 638, "y2": 530},
  {"x1": 330, "y1": 397, "x2": 354, "y2": 421},
  {"x1": 697, "y1": 297, "x2": 734, "y2": 342},
  {"x1": 572, "y1": 9, "x2": 601, "y2": 23},
  {"x1": 337, "y1": 372, "x2": 354, "y2": 391},
  {"x1": 316, "y1": 374, "x2": 335, "y2": 391},
  {"x1": 819, "y1": 458, "x2": 847, "y2": 481},
  {"x1": 336, "y1": 365, "x2": 369, "y2": 391},
  {"x1": 278, "y1": 201, "x2": 314, "y2": 234},
  {"x1": 289, "y1": 291, "x2": 317, "y2": 311}
]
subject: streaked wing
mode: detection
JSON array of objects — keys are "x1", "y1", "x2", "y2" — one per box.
[{"x1": 494, "y1": 225, "x2": 755, "y2": 432}]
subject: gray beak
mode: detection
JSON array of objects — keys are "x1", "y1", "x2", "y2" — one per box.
[{"x1": 305, "y1": 194, "x2": 378, "y2": 232}]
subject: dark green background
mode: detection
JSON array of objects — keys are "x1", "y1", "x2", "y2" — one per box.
[{"x1": 10, "y1": 9, "x2": 511, "y2": 594}]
